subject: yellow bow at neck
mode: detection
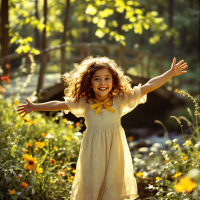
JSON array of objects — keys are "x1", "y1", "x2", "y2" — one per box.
[{"x1": 90, "y1": 97, "x2": 115, "y2": 116}]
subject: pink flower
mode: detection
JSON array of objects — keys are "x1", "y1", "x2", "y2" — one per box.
[
  {"x1": 46, "y1": 133, "x2": 54, "y2": 139},
  {"x1": 71, "y1": 154, "x2": 76, "y2": 158},
  {"x1": 17, "y1": 174, "x2": 23, "y2": 179}
]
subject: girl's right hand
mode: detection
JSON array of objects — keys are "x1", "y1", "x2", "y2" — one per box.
[{"x1": 17, "y1": 98, "x2": 34, "y2": 118}]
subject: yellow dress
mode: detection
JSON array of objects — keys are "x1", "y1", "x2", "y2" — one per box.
[{"x1": 64, "y1": 83, "x2": 147, "y2": 200}]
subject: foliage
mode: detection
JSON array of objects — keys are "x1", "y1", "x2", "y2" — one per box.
[
  {"x1": 0, "y1": 80, "x2": 84, "y2": 200},
  {"x1": 131, "y1": 89, "x2": 200, "y2": 200}
]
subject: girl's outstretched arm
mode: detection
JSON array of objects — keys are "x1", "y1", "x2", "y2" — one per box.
[
  {"x1": 17, "y1": 98, "x2": 69, "y2": 118},
  {"x1": 140, "y1": 57, "x2": 188, "y2": 96}
]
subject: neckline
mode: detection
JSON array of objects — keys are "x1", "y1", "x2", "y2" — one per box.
[{"x1": 90, "y1": 96, "x2": 115, "y2": 109}]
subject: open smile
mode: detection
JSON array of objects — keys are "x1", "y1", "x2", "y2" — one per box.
[{"x1": 98, "y1": 87, "x2": 108, "y2": 91}]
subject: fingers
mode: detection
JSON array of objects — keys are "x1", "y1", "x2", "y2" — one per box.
[
  {"x1": 17, "y1": 108, "x2": 24, "y2": 112},
  {"x1": 18, "y1": 105, "x2": 25, "y2": 108},
  {"x1": 22, "y1": 113, "x2": 27, "y2": 118},
  {"x1": 180, "y1": 63, "x2": 187, "y2": 67},
  {"x1": 18, "y1": 111, "x2": 25, "y2": 115},
  {"x1": 177, "y1": 60, "x2": 184, "y2": 65},
  {"x1": 173, "y1": 57, "x2": 176, "y2": 64}
]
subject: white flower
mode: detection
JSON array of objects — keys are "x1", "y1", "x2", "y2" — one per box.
[
  {"x1": 145, "y1": 184, "x2": 155, "y2": 190},
  {"x1": 165, "y1": 158, "x2": 169, "y2": 161},
  {"x1": 66, "y1": 120, "x2": 74, "y2": 125},
  {"x1": 149, "y1": 152, "x2": 154, "y2": 156},
  {"x1": 194, "y1": 142, "x2": 200, "y2": 148},
  {"x1": 173, "y1": 139, "x2": 177, "y2": 143},
  {"x1": 46, "y1": 133, "x2": 54, "y2": 139},
  {"x1": 74, "y1": 132, "x2": 82, "y2": 136},
  {"x1": 162, "y1": 151, "x2": 166, "y2": 155},
  {"x1": 174, "y1": 161, "x2": 178, "y2": 165},
  {"x1": 57, "y1": 112, "x2": 64, "y2": 117},
  {"x1": 165, "y1": 140, "x2": 172, "y2": 145},
  {"x1": 187, "y1": 168, "x2": 200, "y2": 179},
  {"x1": 0, "y1": 67, "x2": 3, "y2": 75}
]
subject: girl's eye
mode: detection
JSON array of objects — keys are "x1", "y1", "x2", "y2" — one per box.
[{"x1": 94, "y1": 78, "x2": 110, "y2": 81}]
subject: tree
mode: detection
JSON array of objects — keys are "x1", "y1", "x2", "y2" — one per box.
[{"x1": 0, "y1": 0, "x2": 9, "y2": 76}]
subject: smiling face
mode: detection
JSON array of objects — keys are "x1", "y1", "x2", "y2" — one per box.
[{"x1": 90, "y1": 68, "x2": 113, "y2": 101}]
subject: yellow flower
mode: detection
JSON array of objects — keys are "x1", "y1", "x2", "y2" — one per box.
[
  {"x1": 156, "y1": 177, "x2": 162, "y2": 181},
  {"x1": 22, "y1": 118, "x2": 30, "y2": 123},
  {"x1": 7, "y1": 104, "x2": 11, "y2": 107},
  {"x1": 1, "y1": 88, "x2": 6, "y2": 93},
  {"x1": 35, "y1": 148, "x2": 39, "y2": 152},
  {"x1": 42, "y1": 133, "x2": 46, "y2": 138},
  {"x1": 128, "y1": 136, "x2": 134, "y2": 141},
  {"x1": 136, "y1": 172, "x2": 143, "y2": 177},
  {"x1": 54, "y1": 146, "x2": 58, "y2": 151},
  {"x1": 29, "y1": 121, "x2": 36, "y2": 125},
  {"x1": 175, "y1": 89, "x2": 179, "y2": 92},
  {"x1": 69, "y1": 176, "x2": 75, "y2": 182},
  {"x1": 57, "y1": 170, "x2": 65, "y2": 177},
  {"x1": 175, "y1": 176, "x2": 197, "y2": 193},
  {"x1": 23, "y1": 154, "x2": 39, "y2": 171},
  {"x1": 9, "y1": 189, "x2": 16, "y2": 195},
  {"x1": 183, "y1": 140, "x2": 192, "y2": 146},
  {"x1": 63, "y1": 118, "x2": 67, "y2": 123},
  {"x1": 198, "y1": 156, "x2": 200, "y2": 160},
  {"x1": 36, "y1": 167, "x2": 44, "y2": 174},
  {"x1": 50, "y1": 159, "x2": 56, "y2": 165},
  {"x1": 21, "y1": 182, "x2": 29, "y2": 189},
  {"x1": 174, "y1": 172, "x2": 182, "y2": 178},
  {"x1": 23, "y1": 149, "x2": 28, "y2": 153},
  {"x1": 14, "y1": 100, "x2": 19, "y2": 105},
  {"x1": 73, "y1": 136, "x2": 79, "y2": 141},
  {"x1": 35, "y1": 142, "x2": 45, "y2": 149},
  {"x1": 68, "y1": 125, "x2": 74, "y2": 129},
  {"x1": 72, "y1": 169, "x2": 76, "y2": 173},
  {"x1": 26, "y1": 143, "x2": 33, "y2": 148},
  {"x1": 181, "y1": 156, "x2": 188, "y2": 161},
  {"x1": 66, "y1": 167, "x2": 72, "y2": 171},
  {"x1": 65, "y1": 136, "x2": 69, "y2": 140}
]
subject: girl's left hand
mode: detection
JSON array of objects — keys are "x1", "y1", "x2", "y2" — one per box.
[{"x1": 171, "y1": 57, "x2": 188, "y2": 76}]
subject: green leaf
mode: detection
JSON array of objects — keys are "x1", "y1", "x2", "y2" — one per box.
[
  {"x1": 112, "y1": 20, "x2": 118, "y2": 27},
  {"x1": 135, "y1": 9, "x2": 143, "y2": 14},
  {"x1": 150, "y1": 11, "x2": 158, "y2": 16},
  {"x1": 129, "y1": 16, "x2": 136, "y2": 22},
  {"x1": 10, "y1": 36, "x2": 17, "y2": 44},
  {"x1": 154, "y1": 17, "x2": 164, "y2": 24},
  {"x1": 125, "y1": 11, "x2": 135, "y2": 19},
  {"x1": 143, "y1": 22, "x2": 149, "y2": 30},
  {"x1": 31, "y1": 48, "x2": 40, "y2": 55},
  {"x1": 92, "y1": 17, "x2": 99, "y2": 24},
  {"x1": 97, "y1": 18, "x2": 106, "y2": 28},
  {"x1": 116, "y1": 7, "x2": 124, "y2": 13},
  {"x1": 95, "y1": 29, "x2": 105, "y2": 38},
  {"x1": 23, "y1": 45, "x2": 30, "y2": 53},
  {"x1": 85, "y1": 4, "x2": 97, "y2": 15}
]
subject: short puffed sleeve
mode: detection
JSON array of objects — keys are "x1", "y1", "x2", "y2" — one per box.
[
  {"x1": 63, "y1": 96, "x2": 86, "y2": 118},
  {"x1": 118, "y1": 83, "x2": 147, "y2": 117}
]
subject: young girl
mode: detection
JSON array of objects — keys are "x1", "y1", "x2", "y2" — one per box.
[{"x1": 17, "y1": 56, "x2": 188, "y2": 200}]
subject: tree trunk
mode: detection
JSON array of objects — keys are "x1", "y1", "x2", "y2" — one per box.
[
  {"x1": 61, "y1": 0, "x2": 70, "y2": 75},
  {"x1": 168, "y1": 0, "x2": 174, "y2": 59},
  {"x1": 168, "y1": 0, "x2": 174, "y2": 90},
  {"x1": 37, "y1": 0, "x2": 47, "y2": 95},
  {"x1": 34, "y1": 0, "x2": 40, "y2": 50},
  {"x1": 0, "y1": 0, "x2": 9, "y2": 76}
]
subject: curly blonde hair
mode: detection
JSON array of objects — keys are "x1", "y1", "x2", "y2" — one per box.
[{"x1": 61, "y1": 56, "x2": 132, "y2": 103}]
